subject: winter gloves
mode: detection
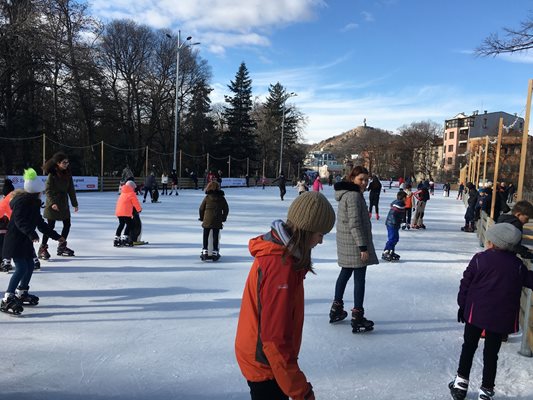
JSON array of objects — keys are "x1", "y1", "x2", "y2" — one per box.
[{"x1": 457, "y1": 308, "x2": 465, "y2": 323}]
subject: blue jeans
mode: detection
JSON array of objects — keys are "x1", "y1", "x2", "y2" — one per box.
[
  {"x1": 7, "y1": 257, "x2": 34, "y2": 293},
  {"x1": 334, "y1": 267, "x2": 367, "y2": 309},
  {"x1": 385, "y1": 225, "x2": 400, "y2": 251}
]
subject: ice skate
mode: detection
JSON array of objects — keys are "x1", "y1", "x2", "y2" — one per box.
[
  {"x1": 211, "y1": 250, "x2": 220, "y2": 262},
  {"x1": 57, "y1": 241, "x2": 75, "y2": 256},
  {"x1": 33, "y1": 257, "x2": 41, "y2": 270},
  {"x1": 38, "y1": 244, "x2": 50, "y2": 260},
  {"x1": 381, "y1": 250, "x2": 393, "y2": 262},
  {"x1": 0, "y1": 293, "x2": 23, "y2": 315},
  {"x1": 1, "y1": 258, "x2": 12, "y2": 272},
  {"x1": 121, "y1": 236, "x2": 133, "y2": 247},
  {"x1": 200, "y1": 249, "x2": 208, "y2": 261},
  {"x1": 329, "y1": 300, "x2": 348, "y2": 323},
  {"x1": 16, "y1": 287, "x2": 39, "y2": 305},
  {"x1": 113, "y1": 236, "x2": 122, "y2": 247},
  {"x1": 390, "y1": 251, "x2": 400, "y2": 261},
  {"x1": 478, "y1": 387, "x2": 494, "y2": 400},
  {"x1": 375, "y1": 213, "x2": 380, "y2": 220},
  {"x1": 401, "y1": 223, "x2": 407, "y2": 230},
  {"x1": 448, "y1": 375, "x2": 468, "y2": 400},
  {"x1": 351, "y1": 308, "x2": 374, "y2": 333}
]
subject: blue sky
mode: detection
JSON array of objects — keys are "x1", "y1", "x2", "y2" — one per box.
[{"x1": 89, "y1": 0, "x2": 533, "y2": 143}]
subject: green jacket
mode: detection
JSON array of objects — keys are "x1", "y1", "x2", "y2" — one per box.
[
  {"x1": 43, "y1": 172, "x2": 78, "y2": 221},
  {"x1": 199, "y1": 190, "x2": 229, "y2": 229}
]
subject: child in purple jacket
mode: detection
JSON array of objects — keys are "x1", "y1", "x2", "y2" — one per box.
[{"x1": 449, "y1": 223, "x2": 533, "y2": 400}]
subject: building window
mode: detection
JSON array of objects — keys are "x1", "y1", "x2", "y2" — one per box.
[
  {"x1": 448, "y1": 144, "x2": 454, "y2": 152},
  {"x1": 483, "y1": 118, "x2": 488, "y2": 129},
  {"x1": 449, "y1": 132, "x2": 454, "y2": 140},
  {"x1": 447, "y1": 157, "x2": 453, "y2": 165}
]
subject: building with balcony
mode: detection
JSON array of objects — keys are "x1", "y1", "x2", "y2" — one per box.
[{"x1": 303, "y1": 149, "x2": 344, "y2": 178}]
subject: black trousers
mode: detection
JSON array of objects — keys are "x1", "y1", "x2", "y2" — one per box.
[
  {"x1": 202, "y1": 228, "x2": 220, "y2": 251},
  {"x1": 368, "y1": 194, "x2": 380, "y2": 214},
  {"x1": 115, "y1": 216, "x2": 133, "y2": 237},
  {"x1": 247, "y1": 380, "x2": 288, "y2": 400},
  {"x1": 457, "y1": 322, "x2": 503, "y2": 389},
  {"x1": 42, "y1": 219, "x2": 71, "y2": 245}
]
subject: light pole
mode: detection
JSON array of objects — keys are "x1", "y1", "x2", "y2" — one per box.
[
  {"x1": 167, "y1": 31, "x2": 199, "y2": 172},
  {"x1": 279, "y1": 92, "x2": 297, "y2": 175}
]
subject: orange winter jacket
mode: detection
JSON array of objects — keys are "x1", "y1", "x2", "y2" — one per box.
[
  {"x1": 115, "y1": 184, "x2": 142, "y2": 217},
  {"x1": 0, "y1": 195, "x2": 13, "y2": 220},
  {"x1": 235, "y1": 233, "x2": 312, "y2": 400}
]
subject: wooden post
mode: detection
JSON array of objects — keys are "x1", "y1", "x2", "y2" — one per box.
[
  {"x1": 42, "y1": 133, "x2": 46, "y2": 169},
  {"x1": 100, "y1": 141, "x2": 104, "y2": 192},
  {"x1": 517, "y1": 79, "x2": 532, "y2": 201},
  {"x1": 490, "y1": 118, "x2": 504, "y2": 220},
  {"x1": 145, "y1": 146, "x2": 149, "y2": 177},
  {"x1": 246, "y1": 157, "x2": 250, "y2": 177},
  {"x1": 475, "y1": 146, "x2": 482, "y2": 188},
  {"x1": 482, "y1": 136, "x2": 489, "y2": 187},
  {"x1": 262, "y1": 158, "x2": 266, "y2": 178}
]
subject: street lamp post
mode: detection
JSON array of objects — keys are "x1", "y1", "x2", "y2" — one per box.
[
  {"x1": 167, "y1": 31, "x2": 199, "y2": 172},
  {"x1": 279, "y1": 92, "x2": 297, "y2": 175}
]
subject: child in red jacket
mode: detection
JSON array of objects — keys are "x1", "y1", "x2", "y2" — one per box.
[
  {"x1": 114, "y1": 181, "x2": 142, "y2": 247},
  {"x1": 235, "y1": 192, "x2": 336, "y2": 400}
]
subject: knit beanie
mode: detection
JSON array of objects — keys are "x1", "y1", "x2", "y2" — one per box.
[
  {"x1": 486, "y1": 223, "x2": 522, "y2": 251},
  {"x1": 287, "y1": 191, "x2": 335, "y2": 234},
  {"x1": 23, "y1": 168, "x2": 45, "y2": 194}
]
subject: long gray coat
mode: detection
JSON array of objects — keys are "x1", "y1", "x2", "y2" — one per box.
[{"x1": 334, "y1": 181, "x2": 379, "y2": 268}]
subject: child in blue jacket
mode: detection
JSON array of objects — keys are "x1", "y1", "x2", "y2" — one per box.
[{"x1": 382, "y1": 190, "x2": 406, "y2": 261}]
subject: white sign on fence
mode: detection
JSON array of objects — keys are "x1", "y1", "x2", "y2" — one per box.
[
  {"x1": 7, "y1": 175, "x2": 99, "y2": 191},
  {"x1": 220, "y1": 178, "x2": 246, "y2": 187}
]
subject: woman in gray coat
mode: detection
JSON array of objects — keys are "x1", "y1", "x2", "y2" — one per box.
[{"x1": 330, "y1": 165, "x2": 378, "y2": 333}]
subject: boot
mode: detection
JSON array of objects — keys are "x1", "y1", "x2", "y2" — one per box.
[
  {"x1": 0, "y1": 293, "x2": 23, "y2": 315},
  {"x1": 329, "y1": 300, "x2": 348, "y2": 323},
  {"x1": 478, "y1": 387, "x2": 494, "y2": 400},
  {"x1": 200, "y1": 249, "x2": 208, "y2": 261},
  {"x1": 211, "y1": 250, "x2": 220, "y2": 261},
  {"x1": 113, "y1": 236, "x2": 122, "y2": 247},
  {"x1": 448, "y1": 375, "x2": 469, "y2": 400},
  {"x1": 121, "y1": 236, "x2": 133, "y2": 247},
  {"x1": 375, "y1": 213, "x2": 380, "y2": 220},
  {"x1": 16, "y1": 286, "x2": 39, "y2": 305},
  {"x1": 351, "y1": 307, "x2": 374, "y2": 333},
  {"x1": 390, "y1": 251, "x2": 400, "y2": 260},
  {"x1": 382, "y1": 250, "x2": 393, "y2": 262},
  {"x1": 57, "y1": 241, "x2": 75, "y2": 256},
  {"x1": 33, "y1": 257, "x2": 41, "y2": 270},
  {"x1": 368, "y1": 212, "x2": 372, "y2": 219},
  {"x1": 38, "y1": 244, "x2": 50, "y2": 260},
  {"x1": 1, "y1": 258, "x2": 12, "y2": 272}
]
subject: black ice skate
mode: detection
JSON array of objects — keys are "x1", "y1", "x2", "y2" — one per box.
[
  {"x1": 1, "y1": 258, "x2": 12, "y2": 272},
  {"x1": 211, "y1": 250, "x2": 220, "y2": 262},
  {"x1": 114, "y1": 236, "x2": 123, "y2": 247},
  {"x1": 38, "y1": 244, "x2": 50, "y2": 260},
  {"x1": 0, "y1": 294, "x2": 24, "y2": 315},
  {"x1": 351, "y1": 308, "x2": 374, "y2": 333},
  {"x1": 33, "y1": 257, "x2": 41, "y2": 270},
  {"x1": 200, "y1": 249, "x2": 208, "y2": 261},
  {"x1": 16, "y1": 287, "x2": 39, "y2": 305},
  {"x1": 57, "y1": 241, "x2": 75, "y2": 256},
  {"x1": 448, "y1": 375, "x2": 468, "y2": 400},
  {"x1": 390, "y1": 251, "x2": 400, "y2": 261},
  {"x1": 121, "y1": 236, "x2": 133, "y2": 247},
  {"x1": 329, "y1": 300, "x2": 348, "y2": 323},
  {"x1": 478, "y1": 387, "x2": 494, "y2": 400},
  {"x1": 381, "y1": 250, "x2": 393, "y2": 262}
]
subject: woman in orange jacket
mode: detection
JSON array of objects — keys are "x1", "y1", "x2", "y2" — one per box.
[
  {"x1": 235, "y1": 191, "x2": 336, "y2": 400},
  {"x1": 114, "y1": 180, "x2": 142, "y2": 247}
]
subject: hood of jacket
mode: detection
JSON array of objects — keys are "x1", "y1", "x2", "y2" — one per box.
[
  {"x1": 334, "y1": 181, "x2": 360, "y2": 201},
  {"x1": 120, "y1": 184, "x2": 135, "y2": 194},
  {"x1": 205, "y1": 189, "x2": 225, "y2": 196},
  {"x1": 9, "y1": 190, "x2": 38, "y2": 210}
]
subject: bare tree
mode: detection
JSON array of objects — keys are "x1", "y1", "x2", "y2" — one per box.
[{"x1": 476, "y1": 13, "x2": 533, "y2": 56}]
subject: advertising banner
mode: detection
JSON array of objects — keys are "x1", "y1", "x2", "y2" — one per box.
[{"x1": 7, "y1": 175, "x2": 99, "y2": 191}]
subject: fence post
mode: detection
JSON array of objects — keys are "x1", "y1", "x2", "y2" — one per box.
[
  {"x1": 179, "y1": 150, "x2": 182, "y2": 189},
  {"x1": 100, "y1": 141, "x2": 104, "y2": 192},
  {"x1": 517, "y1": 79, "x2": 532, "y2": 201},
  {"x1": 519, "y1": 284, "x2": 533, "y2": 357},
  {"x1": 489, "y1": 118, "x2": 503, "y2": 219}
]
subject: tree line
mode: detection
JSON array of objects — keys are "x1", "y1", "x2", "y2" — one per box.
[{"x1": 0, "y1": 0, "x2": 306, "y2": 177}]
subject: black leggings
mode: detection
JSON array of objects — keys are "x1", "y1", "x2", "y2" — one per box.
[
  {"x1": 115, "y1": 216, "x2": 133, "y2": 237},
  {"x1": 457, "y1": 323, "x2": 503, "y2": 389},
  {"x1": 247, "y1": 380, "x2": 288, "y2": 400},
  {"x1": 368, "y1": 194, "x2": 380, "y2": 214},
  {"x1": 42, "y1": 219, "x2": 71, "y2": 245},
  {"x1": 202, "y1": 228, "x2": 220, "y2": 251}
]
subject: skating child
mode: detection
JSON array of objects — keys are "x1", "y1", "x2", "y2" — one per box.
[
  {"x1": 382, "y1": 190, "x2": 406, "y2": 261},
  {"x1": 235, "y1": 191, "x2": 335, "y2": 400},
  {"x1": 411, "y1": 185, "x2": 430, "y2": 229},
  {"x1": 312, "y1": 176, "x2": 323, "y2": 192},
  {"x1": 496, "y1": 200, "x2": 533, "y2": 259},
  {"x1": 295, "y1": 179, "x2": 308, "y2": 195},
  {"x1": 199, "y1": 181, "x2": 229, "y2": 261},
  {"x1": 114, "y1": 180, "x2": 142, "y2": 247},
  {"x1": 401, "y1": 184, "x2": 413, "y2": 230},
  {"x1": 461, "y1": 183, "x2": 478, "y2": 232},
  {"x1": 449, "y1": 223, "x2": 533, "y2": 400},
  {"x1": 1, "y1": 169, "x2": 64, "y2": 315}
]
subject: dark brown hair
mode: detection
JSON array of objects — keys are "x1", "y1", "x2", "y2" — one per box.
[
  {"x1": 205, "y1": 181, "x2": 220, "y2": 192},
  {"x1": 347, "y1": 165, "x2": 369, "y2": 181},
  {"x1": 42, "y1": 152, "x2": 69, "y2": 175},
  {"x1": 512, "y1": 200, "x2": 533, "y2": 219}
]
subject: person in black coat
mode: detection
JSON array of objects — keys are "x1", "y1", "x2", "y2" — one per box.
[
  {"x1": 496, "y1": 200, "x2": 533, "y2": 259},
  {"x1": 1, "y1": 169, "x2": 63, "y2": 315},
  {"x1": 272, "y1": 172, "x2": 287, "y2": 201},
  {"x1": 462, "y1": 183, "x2": 478, "y2": 232},
  {"x1": 367, "y1": 175, "x2": 382, "y2": 219}
]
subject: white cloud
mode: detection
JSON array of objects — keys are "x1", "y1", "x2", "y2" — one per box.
[
  {"x1": 340, "y1": 22, "x2": 359, "y2": 32},
  {"x1": 498, "y1": 51, "x2": 533, "y2": 64},
  {"x1": 361, "y1": 11, "x2": 375, "y2": 22}
]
